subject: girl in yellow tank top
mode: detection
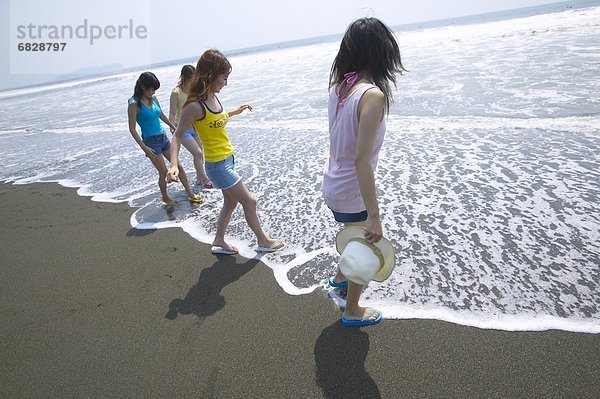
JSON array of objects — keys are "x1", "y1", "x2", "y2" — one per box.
[
  {"x1": 167, "y1": 49, "x2": 284, "y2": 255},
  {"x1": 192, "y1": 97, "x2": 233, "y2": 162}
]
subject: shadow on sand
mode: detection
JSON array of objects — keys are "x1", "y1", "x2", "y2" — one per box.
[
  {"x1": 165, "y1": 255, "x2": 259, "y2": 320},
  {"x1": 126, "y1": 227, "x2": 157, "y2": 237},
  {"x1": 314, "y1": 321, "x2": 381, "y2": 399}
]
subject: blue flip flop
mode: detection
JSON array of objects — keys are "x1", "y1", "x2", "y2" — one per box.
[
  {"x1": 341, "y1": 308, "x2": 382, "y2": 327},
  {"x1": 328, "y1": 276, "x2": 348, "y2": 288}
]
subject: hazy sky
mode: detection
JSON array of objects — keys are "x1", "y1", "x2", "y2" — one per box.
[{"x1": 1, "y1": 0, "x2": 565, "y2": 91}]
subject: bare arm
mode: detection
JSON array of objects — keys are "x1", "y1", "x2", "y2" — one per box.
[
  {"x1": 168, "y1": 90, "x2": 178, "y2": 127},
  {"x1": 167, "y1": 102, "x2": 204, "y2": 181},
  {"x1": 154, "y1": 96, "x2": 176, "y2": 132},
  {"x1": 355, "y1": 88, "x2": 385, "y2": 243},
  {"x1": 227, "y1": 104, "x2": 253, "y2": 117}
]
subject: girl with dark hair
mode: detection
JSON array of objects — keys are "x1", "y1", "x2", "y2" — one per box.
[
  {"x1": 169, "y1": 65, "x2": 213, "y2": 189},
  {"x1": 127, "y1": 71, "x2": 203, "y2": 206},
  {"x1": 167, "y1": 49, "x2": 284, "y2": 255},
  {"x1": 322, "y1": 18, "x2": 407, "y2": 327}
]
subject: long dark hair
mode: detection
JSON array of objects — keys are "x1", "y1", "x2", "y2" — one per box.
[
  {"x1": 329, "y1": 18, "x2": 407, "y2": 114},
  {"x1": 178, "y1": 64, "x2": 196, "y2": 88},
  {"x1": 186, "y1": 49, "x2": 231, "y2": 106},
  {"x1": 132, "y1": 72, "x2": 160, "y2": 108}
]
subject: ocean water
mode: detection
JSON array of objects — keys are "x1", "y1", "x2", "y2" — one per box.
[{"x1": 1, "y1": 1, "x2": 599, "y2": 333}]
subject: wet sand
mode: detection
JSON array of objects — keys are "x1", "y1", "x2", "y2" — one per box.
[{"x1": 1, "y1": 182, "x2": 598, "y2": 398}]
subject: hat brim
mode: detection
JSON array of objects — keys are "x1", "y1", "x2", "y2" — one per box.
[{"x1": 336, "y1": 226, "x2": 396, "y2": 282}]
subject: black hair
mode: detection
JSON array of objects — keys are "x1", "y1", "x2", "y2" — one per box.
[
  {"x1": 179, "y1": 65, "x2": 196, "y2": 86},
  {"x1": 132, "y1": 72, "x2": 160, "y2": 108},
  {"x1": 329, "y1": 17, "x2": 407, "y2": 114}
]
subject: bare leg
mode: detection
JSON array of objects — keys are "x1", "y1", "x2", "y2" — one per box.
[
  {"x1": 213, "y1": 189, "x2": 238, "y2": 248},
  {"x1": 148, "y1": 153, "x2": 172, "y2": 203},
  {"x1": 181, "y1": 134, "x2": 210, "y2": 184},
  {"x1": 222, "y1": 180, "x2": 280, "y2": 248},
  {"x1": 163, "y1": 150, "x2": 197, "y2": 198}
]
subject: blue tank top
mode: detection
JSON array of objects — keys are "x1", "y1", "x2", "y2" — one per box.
[{"x1": 129, "y1": 97, "x2": 164, "y2": 139}]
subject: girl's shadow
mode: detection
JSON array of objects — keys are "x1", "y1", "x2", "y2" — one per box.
[
  {"x1": 165, "y1": 256, "x2": 258, "y2": 320},
  {"x1": 314, "y1": 321, "x2": 381, "y2": 399}
]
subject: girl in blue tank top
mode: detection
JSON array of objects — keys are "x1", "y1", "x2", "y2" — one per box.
[
  {"x1": 127, "y1": 71, "x2": 203, "y2": 206},
  {"x1": 131, "y1": 96, "x2": 164, "y2": 140}
]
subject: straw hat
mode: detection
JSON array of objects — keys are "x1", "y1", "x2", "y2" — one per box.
[{"x1": 336, "y1": 226, "x2": 396, "y2": 286}]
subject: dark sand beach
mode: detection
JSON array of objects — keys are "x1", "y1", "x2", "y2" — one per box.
[{"x1": 1, "y1": 182, "x2": 599, "y2": 398}]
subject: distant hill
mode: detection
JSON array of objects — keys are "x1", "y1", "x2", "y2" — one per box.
[{"x1": 53, "y1": 63, "x2": 125, "y2": 82}]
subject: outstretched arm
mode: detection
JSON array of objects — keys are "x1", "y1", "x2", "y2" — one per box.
[
  {"x1": 227, "y1": 104, "x2": 253, "y2": 117},
  {"x1": 355, "y1": 88, "x2": 385, "y2": 243},
  {"x1": 154, "y1": 96, "x2": 176, "y2": 132}
]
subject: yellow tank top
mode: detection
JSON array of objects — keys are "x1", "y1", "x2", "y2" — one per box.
[
  {"x1": 192, "y1": 99, "x2": 233, "y2": 162},
  {"x1": 172, "y1": 86, "x2": 188, "y2": 124}
]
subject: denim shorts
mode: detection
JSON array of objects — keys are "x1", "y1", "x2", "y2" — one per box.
[
  {"x1": 143, "y1": 133, "x2": 170, "y2": 156},
  {"x1": 331, "y1": 209, "x2": 368, "y2": 223},
  {"x1": 204, "y1": 155, "x2": 241, "y2": 190},
  {"x1": 182, "y1": 128, "x2": 197, "y2": 141}
]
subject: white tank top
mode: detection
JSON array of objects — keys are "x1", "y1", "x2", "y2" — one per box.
[{"x1": 321, "y1": 83, "x2": 386, "y2": 213}]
